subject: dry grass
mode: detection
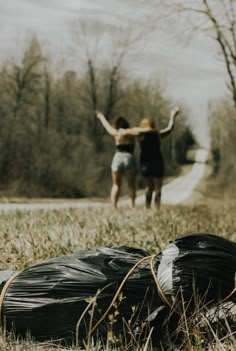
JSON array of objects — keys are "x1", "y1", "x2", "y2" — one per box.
[{"x1": 0, "y1": 189, "x2": 235, "y2": 350}]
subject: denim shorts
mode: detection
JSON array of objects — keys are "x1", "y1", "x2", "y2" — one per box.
[{"x1": 111, "y1": 152, "x2": 137, "y2": 173}]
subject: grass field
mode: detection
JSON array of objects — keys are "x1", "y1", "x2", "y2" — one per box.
[{"x1": 0, "y1": 186, "x2": 236, "y2": 350}]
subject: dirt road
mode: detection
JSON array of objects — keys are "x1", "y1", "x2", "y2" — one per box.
[{"x1": 123, "y1": 148, "x2": 209, "y2": 206}]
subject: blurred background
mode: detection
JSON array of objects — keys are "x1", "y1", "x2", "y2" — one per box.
[{"x1": 0, "y1": 0, "x2": 234, "y2": 198}]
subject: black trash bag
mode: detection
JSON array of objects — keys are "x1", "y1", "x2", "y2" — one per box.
[
  {"x1": 1, "y1": 246, "x2": 163, "y2": 343},
  {"x1": 1, "y1": 233, "x2": 236, "y2": 345},
  {"x1": 156, "y1": 233, "x2": 236, "y2": 310},
  {"x1": 144, "y1": 233, "x2": 236, "y2": 347}
]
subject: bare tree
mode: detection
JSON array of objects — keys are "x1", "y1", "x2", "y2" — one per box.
[
  {"x1": 0, "y1": 37, "x2": 46, "y2": 183},
  {"x1": 70, "y1": 21, "x2": 102, "y2": 137},
  {"x1": 43, "y1": 68, "x2": 51, "y2": 129},
  {"x1": 157, "y1": 0, "x2": 236, "y2": 113},
  {"x1": 71, "y1": 19, "x2": 149, "y2": 137},
  {"x1": 3, "y1": 37, "x2": 45, "y2": 125}
]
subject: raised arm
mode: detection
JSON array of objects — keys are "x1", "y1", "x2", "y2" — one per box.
[
  {"x1": 96, "y1": 111, "x2": 118, "y2": 137},
  {"x1": 160, "y1": 107, "x2": 180, "y2": 137},
  {"x1": 122, "y1": 126, "x2": 152, "y2": 137}
]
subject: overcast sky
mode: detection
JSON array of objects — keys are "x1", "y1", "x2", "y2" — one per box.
[{"x1": 0, "y1": 0, "x2": 228, "y2": 146}]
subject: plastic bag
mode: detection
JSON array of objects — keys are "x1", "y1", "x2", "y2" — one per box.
[
  {"x1": 1, "y1": 246, "x2": 162, "y2": 342},
  {"x1": 157, "y1": 233, "x2": 236, "y2": 309},
  {"x1": 1, "y1": 233, "x2": 235, "y2": 343}
]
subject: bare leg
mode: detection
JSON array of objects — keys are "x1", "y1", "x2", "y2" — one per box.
[
  {"x1": 111, "y1": 171, "x2": 122, "y2": 208},
  {"x1": 144, "y1": 178, "x2": 154, "y2": 209},
  {"x1": 126, "y1": 171, "x2": 137, "y2": 208},
  {"x1": 153, "y1": 177, "x2": 163, "y2": 209}
]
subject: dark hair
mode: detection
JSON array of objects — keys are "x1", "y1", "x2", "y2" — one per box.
[{"x1": 113, "y1": 116, "x2": 130, "y2": 129}]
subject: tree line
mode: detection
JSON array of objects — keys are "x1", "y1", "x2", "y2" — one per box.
[
  {"x1": 210, "y1": 99, "x2": 236, "y2": 182},
  {"x1": 0, "y1": 38, "x2": 194, "y2": 198}
]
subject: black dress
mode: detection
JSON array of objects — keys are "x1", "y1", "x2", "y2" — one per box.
[{"x1": 139, "y1": 131, "x2": 164, "y2": 178}]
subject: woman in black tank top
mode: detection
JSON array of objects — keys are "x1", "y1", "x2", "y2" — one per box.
[{"x1": 139, "y1": 107, "x2": 179, "y2": 209}]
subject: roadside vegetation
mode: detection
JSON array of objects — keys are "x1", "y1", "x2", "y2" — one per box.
[
  {"x1": 210, "y1": 99, "x2": 236, "y2": 186},
  {"x1": 0, "y1": 37, "x2": 194, "y2": 199}
]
